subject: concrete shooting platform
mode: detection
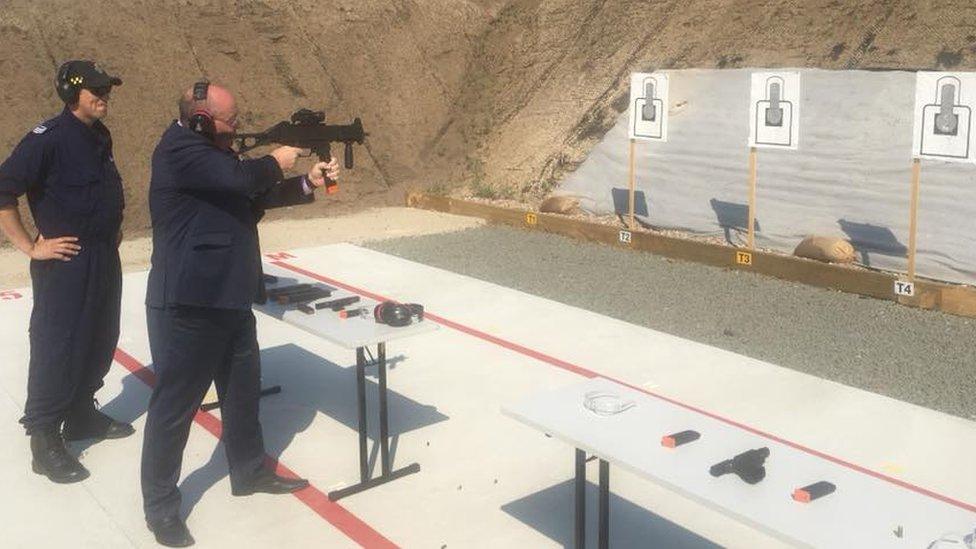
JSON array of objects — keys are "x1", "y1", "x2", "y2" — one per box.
[{"x1": 0, "y1": 243, "x2": 973, "y2": 547}]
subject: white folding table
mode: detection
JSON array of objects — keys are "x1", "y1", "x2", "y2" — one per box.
[
  {"x1": 256, "y1": 263, "x2": 438, "y2": 500},
  {"x1": 503, "y1": 377, "x2": 976, "y2": 548}
]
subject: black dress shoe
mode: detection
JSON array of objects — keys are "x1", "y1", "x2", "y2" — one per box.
[
  {"x1": 147, "y1": 516, "x2": 194, "y2": 547},
  {"x1": 232, "y1": 467, "x2": 310, "y2": 496},
  {"x1": 63, "y1": 399, "x2": 135, "y2": 441},
  {"x1": 30, "y1": 428, "x2": 89, "y2": 484}
]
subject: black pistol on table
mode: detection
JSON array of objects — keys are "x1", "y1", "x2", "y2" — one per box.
[
  {"x1": 234, "y1": 109, "x2": 367, "y2": 194},
  {"x1": 709, "y1": 447, "x2": 770, "y2": 485}
]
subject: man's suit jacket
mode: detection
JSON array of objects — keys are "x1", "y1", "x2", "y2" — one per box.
[{"x1": 146, "y1": 122, "x2": 314, "y2": 310}]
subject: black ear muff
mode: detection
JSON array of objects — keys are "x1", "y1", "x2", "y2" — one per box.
[
  {"x1": 55, "y1": 62, "x2": 80, "y2": 104},
  {"x1": 405, "y1": 303, "x2": 424, "y2": 320},
  {"x1": 373, "y1": 301, "x2": 423, "y2": 327},
  {"x1": 187, "y1": 80, "x2": 216, "y2": 140}
]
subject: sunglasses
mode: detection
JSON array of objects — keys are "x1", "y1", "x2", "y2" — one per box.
[{"x1": 87, "y1": 86, "x2": 112, "y2": 98}]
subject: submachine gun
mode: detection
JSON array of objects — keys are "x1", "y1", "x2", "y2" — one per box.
[{"x1": 234, "y1": 109, "x2": 367, "y2": 193}]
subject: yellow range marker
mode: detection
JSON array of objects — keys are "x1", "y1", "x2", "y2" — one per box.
[
  {"x1": 736, "y1": 251, "x2": 753, "y2": 266},
  {"x1": 525, "y1": 212, "x2": 538, "y2": 226}
]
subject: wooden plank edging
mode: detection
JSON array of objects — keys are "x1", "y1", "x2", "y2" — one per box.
[{"x1": 405, "y1": 192, "x2": 976, "y2": 318}]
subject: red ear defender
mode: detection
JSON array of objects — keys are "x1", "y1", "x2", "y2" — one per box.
[
  {"x1": 373, "y1": 302, "x2": 387, "y2": 321},
  {"x1": 187, "y1": 80, "x2": 216, "y2": 140}
]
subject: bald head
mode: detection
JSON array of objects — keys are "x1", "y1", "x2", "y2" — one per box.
[{"x1": 178, "y1": 83, "x2": 237, "y2": 127}]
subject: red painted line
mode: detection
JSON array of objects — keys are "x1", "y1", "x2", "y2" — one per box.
[
  {"x1": 271, "y1": 259, "x2": 976, "y2": 515},
  {"x1": 271, "y1": 261, "x2": 597, "y2": 378},
  {"x1": 111, "y1": 348, "x2": 398, "y2": 548},
  {"x1": 0, "y1": 290, "x2": 24, "y2": 301}
]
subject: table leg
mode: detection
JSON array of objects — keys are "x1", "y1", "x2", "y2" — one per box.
[
  {"x1": 327, "y1": 344, "x2": 421, "y2": 501},
  {"x1": 356, "y1": 346, "x2": 368, "y2": 483},
  {"x1": 576, "y1": 448, "x2": 586, "y2": 549},
  {"x1": 599, "y1": 459, "x2": 610, "y2": 549},
  {"x1": 199, "y1": 385, "x2": 281, "y2": 413},
  {"x1": 378, "y1": 342, "x2": 391, "y2": 475}
]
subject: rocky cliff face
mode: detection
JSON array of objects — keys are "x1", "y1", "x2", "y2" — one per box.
[{"x1": 0, "y1": 1, "x2": 973, "y2": 231}]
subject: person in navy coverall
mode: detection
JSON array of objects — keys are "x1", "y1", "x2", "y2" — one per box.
[
  {"x1": 141, "y1": 82, "x2": 339, "y2": 547},
  {"x1": 0, "y1": 60, "x2": 135, "y2": 485}
]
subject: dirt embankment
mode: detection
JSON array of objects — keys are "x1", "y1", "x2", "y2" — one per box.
[
  {"x1": 1, "y1": 1, "x2": 974, "y2": 235},
  {"x1": 0, "y1": 0, "x2": 498, "y2": 234}
]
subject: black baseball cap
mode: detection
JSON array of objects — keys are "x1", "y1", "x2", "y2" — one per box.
[
  {"x1": 56, "y1": 60, "x2": 122, "y2": 103},
  {"x1": 58, "y1": 59, "x2": 121, "y2": 92},
  {"x1": 62, "y1": 60, "x2": 122, "y2": 88}
]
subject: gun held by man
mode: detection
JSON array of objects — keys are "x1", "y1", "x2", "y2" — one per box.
[{"x1": 235, "y1": 109, "x2": 367, "y2": 193}]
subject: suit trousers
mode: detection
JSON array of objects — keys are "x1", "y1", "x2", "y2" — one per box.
[{"x1": 141, "y1": 305, "x2": 266, "y2": 523}]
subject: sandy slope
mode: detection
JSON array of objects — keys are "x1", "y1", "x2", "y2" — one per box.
[{"x1": 0, "y1": 0, "x2": 974, "y2": 233}]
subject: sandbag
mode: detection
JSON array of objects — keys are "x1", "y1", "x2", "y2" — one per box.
[
  {"x1": 793, "y1": 236, "x2": 856, "y2": 264},
  {"x1": 539, "y1": 195, "x2": 581, "y2": 215}
]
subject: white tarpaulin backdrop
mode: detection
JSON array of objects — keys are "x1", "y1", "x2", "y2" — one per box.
[{"x1": 560, "y1": 68, "x2": 976, "y2": 286}]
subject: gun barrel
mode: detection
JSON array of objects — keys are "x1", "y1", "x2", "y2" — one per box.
[{"x1": 709, "y1": 459, "x2": 734, "y2": 477}]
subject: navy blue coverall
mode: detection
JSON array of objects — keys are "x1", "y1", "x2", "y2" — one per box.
[
  {"x1": 142, "y1": 121, "x2": 312, "y2": 523},
  {"x1": 0, "y1": 108, "x2": 124, "y2": 435}
]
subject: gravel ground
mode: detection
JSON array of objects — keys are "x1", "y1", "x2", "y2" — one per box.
[{"x1": 366, "y1": 225, "x2": 976, "y2": 421}]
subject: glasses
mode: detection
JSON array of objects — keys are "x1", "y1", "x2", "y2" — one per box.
[{"x1": 215, "y1": 114, "x2": 239, "y2": 130}]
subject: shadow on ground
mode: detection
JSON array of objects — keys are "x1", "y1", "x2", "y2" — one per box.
[
  {"x1": 502, "y1": 479, "x2": 719, "y2": 548},
  {"x1": 77, "y1": 342, "x2": 447, "y2": 519}
]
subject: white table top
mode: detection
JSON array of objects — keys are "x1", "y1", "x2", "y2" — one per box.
[
  {"x1": 255, "y1": 263, "x2": 438, "y2": 350},
  {"x1": 503, "y1": 377, "x2": 976, "y2": 548}
]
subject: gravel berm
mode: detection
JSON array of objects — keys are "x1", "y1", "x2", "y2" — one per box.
[{"x1": 366, "y1": 225, "x2": 976, "y2": 420}]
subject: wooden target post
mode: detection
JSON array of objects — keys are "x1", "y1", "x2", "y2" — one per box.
[
  {"x1": 746, "y1": 147, "x2": 758, "y2": 250},
  {"x1": 747, "y1": 72, "x2": 800, "y2": 253},
  {"x1": 627, "y1": 72, "x2": 669, "y2": 231},
  {"x1": 904, "y1": 71, "x2": 976, "y2": 295},
  {"x1": 906, "y1": 157, "x2": 921, "y2": 281},
  {"x1": 627, "y1": 139, "x2": 637, "y2": 230}
]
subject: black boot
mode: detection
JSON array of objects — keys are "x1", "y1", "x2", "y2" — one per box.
[
  {"x1": 63, "y1": 398, "x2": 135, "y2": 441},
  {"x1": 30, "y1": 427, "x2": 89, "y2": 484},
  {"x1": 231, "y1": 467, "x2": 309, "y2": 496}
]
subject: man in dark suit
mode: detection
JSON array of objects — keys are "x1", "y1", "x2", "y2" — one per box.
[{"x1": 141, "y1": 82, "x2": 339, "y2": 547}]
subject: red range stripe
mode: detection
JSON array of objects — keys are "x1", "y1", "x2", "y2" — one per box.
[
  {"x1": 271, "y1": 259, "x2": 976, "y2": 516},
  {"x1": 111, "y1": 348, "x2": 398, "y2": 548},
  {"x1": 270, "y1": 262, "x2": 597, "y2": 378}
]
